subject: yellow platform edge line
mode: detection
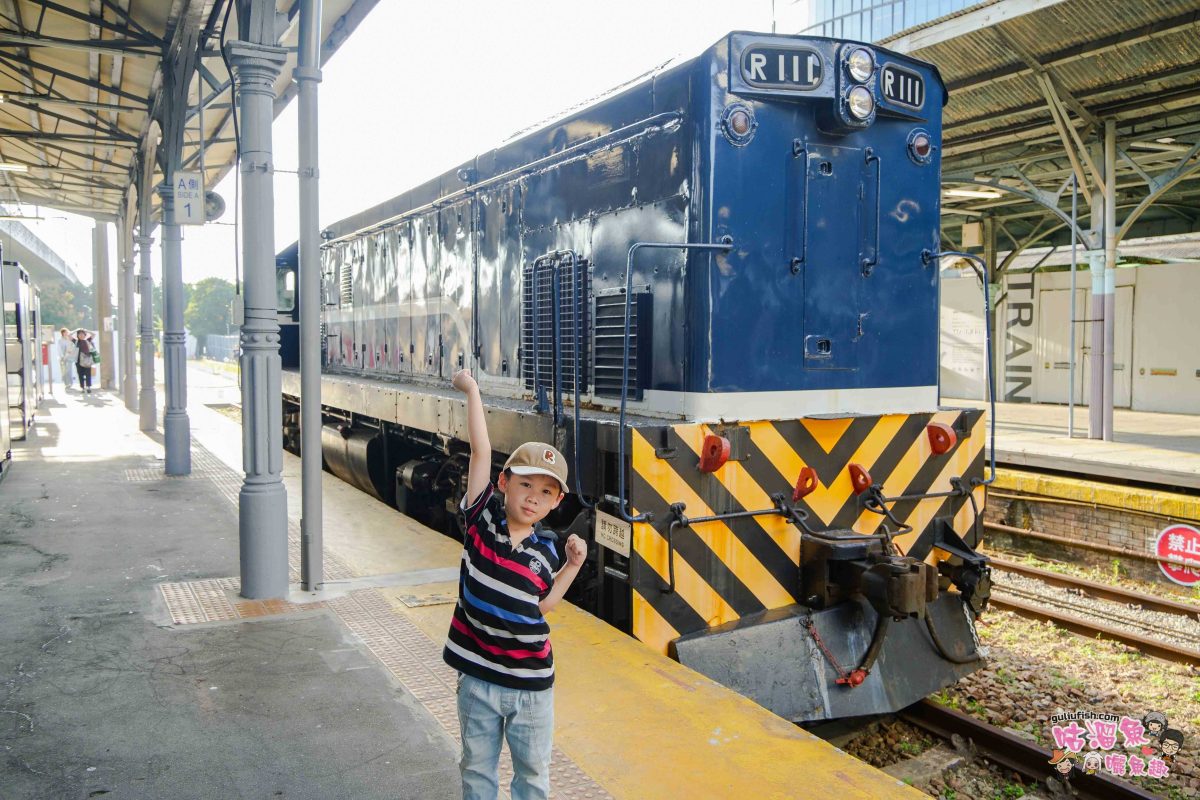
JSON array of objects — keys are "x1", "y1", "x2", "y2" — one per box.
[{"x1": 993, "y1": 467, "x2": 1200, "y2": 523}]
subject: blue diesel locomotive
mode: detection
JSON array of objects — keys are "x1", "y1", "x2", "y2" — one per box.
[{"x1": 276, "y1": 31, "x2": 992, "y2": 722}]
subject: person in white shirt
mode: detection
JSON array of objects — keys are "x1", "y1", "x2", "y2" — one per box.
[{"x1": 56, "y1": 328, "x2": 77, "y2": 390}]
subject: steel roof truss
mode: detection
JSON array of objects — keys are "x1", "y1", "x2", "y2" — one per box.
[
  {"x1": 2, "y1": 92, "x2": 147, "y2": 112},
  {"x1": 0, "y1": 31, "x2": 159, "y2": 57},
  {"x1": 34, "y1": 0, "x2": 164, "y2": 47},
  {"x1": 97, "y1": 0, "x2": 156, "y2": 42},
  {"x1": 0, "y1": 49, "x2": 145, "y2": 104},
  {"x1": 1117, "y1": 141, "x2": 1200, "y2": 242},
  {"x1": 1037, "y1": 74, "x2": 1102, "y2": 200}
]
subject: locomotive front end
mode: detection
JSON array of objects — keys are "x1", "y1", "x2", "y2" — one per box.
[{"x1": 612, "y1": 34, "x2": 993, "y2": 723}]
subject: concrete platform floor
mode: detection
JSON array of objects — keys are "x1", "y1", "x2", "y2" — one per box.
[
  {"x1": 947, "y1": 399, "x2": 1200, "y2": 490},
  {"x1": 2, "y1": 366, "x2": 922, "y2": 800},
  {"x1": 0, "y1": 382, "x2": 461, "y2": 800}
]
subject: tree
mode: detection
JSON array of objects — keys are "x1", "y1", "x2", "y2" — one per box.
[
  {"x1": 184, "y1": 277, "x2": 235, "y2": 358},
  {"x1": 38, "y1": 280, "x2": 92, "y2": 331},
  {"x1": 152, "y1": 280, "x2": 192, "y2": 333}
]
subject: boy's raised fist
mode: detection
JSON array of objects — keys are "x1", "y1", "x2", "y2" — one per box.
[
  {"x1": 565, "y1": 534, "x2": 587, "y2": 567},
  {"x1": 452, "y1": 369, "x2": 477, "y2": 393}
]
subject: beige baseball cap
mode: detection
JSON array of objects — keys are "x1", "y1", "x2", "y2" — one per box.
[{"x1": 503, "y1": 442, "x2": 569, "y2": 494}]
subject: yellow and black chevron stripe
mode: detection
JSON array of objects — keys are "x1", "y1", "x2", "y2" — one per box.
[{"x1": 627, "y1": 409, "x2": 986, "y2": 654}]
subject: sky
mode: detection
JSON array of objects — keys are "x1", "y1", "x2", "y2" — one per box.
[{"x1": 12, "y1": 0, "x2": 800, "y2": 294}]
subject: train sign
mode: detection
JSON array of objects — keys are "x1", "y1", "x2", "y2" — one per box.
[
  {"x1": 881, "y1": 64, "x2": 925, "y2": 109},
  {"x1": 1155, "y1": 523, "x2": 1200, "y2": 586},
  {"x1": 740, "y1": 45, "x2": 822, "y2": 90},
  {"x1": 594, "y1": 509, "x2": 631, "y2": 558}
]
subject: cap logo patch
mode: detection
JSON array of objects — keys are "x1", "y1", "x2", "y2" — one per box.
[{"x1": 542, "y1": 449, "x2": 556, "y2": 465}]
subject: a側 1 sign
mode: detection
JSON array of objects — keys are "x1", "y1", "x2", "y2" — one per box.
[{"x1": 173, "y1": 171, "x2": 205, "y2": 224}]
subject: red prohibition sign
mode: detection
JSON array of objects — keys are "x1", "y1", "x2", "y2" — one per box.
[{"x1": 1155, "y1": 524, "x2": 1200, "y2": 586}]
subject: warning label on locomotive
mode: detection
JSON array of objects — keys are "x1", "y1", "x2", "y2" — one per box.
[
  {"x1": 594, "y1": 509, "x2": 632, "y2": 558},
  {"x1": 740, "y1": 45, "x2": 822, "y2": 90}
]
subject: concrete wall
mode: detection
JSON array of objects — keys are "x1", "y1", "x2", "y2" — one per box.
[{"x1": 940, "y1": 264, "x2": 1200, "y2": 414}]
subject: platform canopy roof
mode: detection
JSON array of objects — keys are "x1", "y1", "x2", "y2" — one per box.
[
  {"x1": 885, "y1": 0, "x2": 1200, "y2": 275},
  {"x1": 0, "y1": 0, "x2": 375, "y2": 228}
]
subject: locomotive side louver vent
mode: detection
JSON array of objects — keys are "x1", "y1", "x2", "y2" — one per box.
[
  {"x1": 593, "y1": 289, "x2": 651, "y2": 400},
  {"x1": 340, "y1": 258, "x2": 353, "y2": 305},
  {"x1": 521, "y1": 254, "x2": 590, "y2": 396}
]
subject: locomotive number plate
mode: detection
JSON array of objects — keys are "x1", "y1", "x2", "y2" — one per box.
[
  {"x1": 882, "y1": 64, "x2": 924, "y2": 109},
  {"x1": 740, "y1": 45, "x2": 823, "y2": 91},
  {"x1": 594, "y1": 509, "x2": 632, "y2": 558}
]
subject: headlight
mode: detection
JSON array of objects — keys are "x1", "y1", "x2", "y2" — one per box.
[
  {"x1": 847, "y1": 86, "x2": 875, "y2": 120},
  {"x1": 846, "y1": 48, "x2": 874, "y2": 82}
]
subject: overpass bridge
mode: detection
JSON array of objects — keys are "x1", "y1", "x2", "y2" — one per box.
[{"x1": 0, "y1": 206, "x2": 82, "y2": 287}]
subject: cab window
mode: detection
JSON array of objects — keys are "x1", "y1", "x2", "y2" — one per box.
[{"x1": 277, "y1": 267, "x2": 296, "y2": 312}]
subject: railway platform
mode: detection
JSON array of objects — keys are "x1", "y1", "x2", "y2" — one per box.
[
  {"x1": 0, "y1": 367, "x2": 921, "y2": 800},
  {"x1": 949, "y1": 399, "x2": 1200, "y2": 492}
]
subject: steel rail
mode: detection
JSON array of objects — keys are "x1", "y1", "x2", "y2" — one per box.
[
  {"x1": 988, "y1": 555, "x2": 1200, "y2": 621},
  {"x1": 988, "y1": 591, "x2": 1200, "y2": 664},
  {"x1": 984, "y1": 521, "x2": 1200, "y2": 572},
  {"x1": 900, "y1": 700, "x2": 1161, "y2": 800},
  {"x1": 993, "y1": 583, "x2": 1174, "y2": 641}
]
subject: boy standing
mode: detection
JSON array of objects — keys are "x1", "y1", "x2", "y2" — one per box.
[{"x1": 445, "y1": 369, "x2": 586, "y2": 800}]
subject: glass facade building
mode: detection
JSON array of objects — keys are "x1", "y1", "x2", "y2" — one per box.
[{"x1": 784, "y1": 0, "x2": 984, "y2": 43}]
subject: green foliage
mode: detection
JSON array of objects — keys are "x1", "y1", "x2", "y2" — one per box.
[
  {"x1": 183, "y1": 277, "x2": 234, "y2": 354},
  {"x1": 38, "y1": 280, "x2": 93, "y2": 331}
]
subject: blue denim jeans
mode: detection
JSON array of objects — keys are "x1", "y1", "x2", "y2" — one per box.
[{"x1": 457, "y1": 673, "x2": 553, "y2": 800}]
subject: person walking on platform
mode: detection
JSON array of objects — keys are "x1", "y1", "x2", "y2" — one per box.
[
  {"x1": 445, "y1": 369, "x2": 587, "y2": 800},
  {"x1": 75, "y1": 329, "x2": 95, "y2": 395},
  {"x1": 57, "y1": 328, "x2": 76, "y2": 390}
]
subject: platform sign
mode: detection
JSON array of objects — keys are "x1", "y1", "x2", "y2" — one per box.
[
  {"x1": 173, "y1": 171, "x2": 205, "y2": 224},
  {"x1": 1154, "y1": 523, "x2": 1200, "y2": 586},
  {"x1": 594, "y1": 509, "x2": 631, "y2": 558}
]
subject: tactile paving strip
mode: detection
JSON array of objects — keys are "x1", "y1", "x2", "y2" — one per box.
[
  {"x1": 329, "y1": 589, "x2": 612, "y2": 800},
  {"x1": 159, "y1": 576, "x2": 323, "y2": 624}
]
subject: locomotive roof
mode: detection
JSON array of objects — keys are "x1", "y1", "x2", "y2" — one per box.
[{"x1": 278, "y1": 31, "x2": 943, "y2": 260}]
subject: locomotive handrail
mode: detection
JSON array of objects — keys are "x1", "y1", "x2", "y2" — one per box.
[
  {"x1": 529, "y1": 253, "x2": 565, "y2": 424},
  {"x1": 614, "y1": 237, "x2": 735, "y2": 524},
  {"x1": 921, "y1": 249, "x2": 997, "y2": 488},
  {"x1": 791, "y1": 139, "x2": 809, "y2": 274},
  {"x1": 662, "y1": 498, "x2": 802, "y2": 594},
  {"x1": 861, "y1": 147, "x2": 881, "y2": 275}
]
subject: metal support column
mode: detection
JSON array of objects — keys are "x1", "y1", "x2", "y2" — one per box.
[
  {"x1": 1102, "y1": 119, "x2": 1117, "y2": 442},
  {"x1": 93, "y1": 223, "x2": 115, "y2": 389},
  {"x1": 1087, "y1": 180, "x2": 1105, "y2": 440},
  {"x1": 158, "y1": 183, "x2": 191, "y2": 475},
  {"x1": 116, "y1": 225, "x2": 129, "y2": 399},
  {"x1": 982, "y1": 215, "x2": 997, "y2": 404},
  {"x1": 228, "y1": 38, "x2": 289, "y2": 599},
  {"x1": 137, "y1": 225, "x2": 157, "y2": 431},
  {"x1": 121, "y1": 228, "x2": 138, "y2": 411},
  {"x1": 297, "y1": 0, "x2": 324, "y2": 592}
]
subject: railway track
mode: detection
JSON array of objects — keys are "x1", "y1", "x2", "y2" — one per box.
[
  {"x1": 987, "y1": 556, "x2": 1200, "y2": 620},
  {"x1": 900, "y1": 700, "x2": 1162, "y2": 800},
  {"x1": 986, "y1": 556, "x2": 1200, "y2": 664}
]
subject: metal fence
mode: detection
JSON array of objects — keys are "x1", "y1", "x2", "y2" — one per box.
[{"x1": 205, "y1": 334, "x2": 240, "y2": 362}]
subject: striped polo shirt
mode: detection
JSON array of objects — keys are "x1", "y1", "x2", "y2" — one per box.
[{"x1": 442, "y1": 483, "x2": 563, "y2": 691}]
